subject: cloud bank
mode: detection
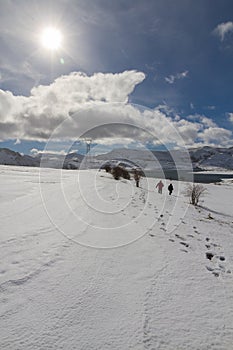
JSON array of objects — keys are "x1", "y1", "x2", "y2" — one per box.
[{"x1": 0, "y1": 70, "x2": 232, "y2": 148}]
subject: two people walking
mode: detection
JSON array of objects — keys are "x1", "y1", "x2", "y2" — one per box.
[{"x1": 156, "y1": 180, "x2": 174, "y2": 195}]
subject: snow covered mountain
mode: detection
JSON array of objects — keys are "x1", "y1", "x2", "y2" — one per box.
[
  {"x1": 0, "y1": 148, "x2": 39, "y2": 167},
  {"x1": 96, "y1": 146, "x2": 233, "y2": 170},
  {"x1": 0, "y1": 146, "x2": 233, "y2": 170},
  {"x1": 189, "y1": 146, "x2": 233, "y2": 170},
  {"x1": 98, "y1": 148, "x2": 193, "y2": 170},
  {"x1": 37, "y1": 152, "x2": 84, "y2": 169},
  {"x1": 0, "y1": 148, "x2": 84, "y2": 169}
]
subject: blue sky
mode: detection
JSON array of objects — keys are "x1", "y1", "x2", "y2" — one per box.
[{"x1": 0, "y1": 0, "x2": 232, "y2": 155}]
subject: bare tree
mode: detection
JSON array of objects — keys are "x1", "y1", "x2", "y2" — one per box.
[{"x1": 184, "y1": 183, "x2": 207, "y2": 206}]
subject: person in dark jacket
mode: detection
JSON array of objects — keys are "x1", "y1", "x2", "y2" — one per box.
[
  {"x1": 168, "y1": 182, "x2": 174, "y2": 195},
  {"x1": 133, "y1": 169, "x2": 141, "y2": 187}
]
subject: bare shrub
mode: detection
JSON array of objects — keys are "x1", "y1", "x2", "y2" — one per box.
[
  {"x1": 121, "y1": 167, "x2": 131, "y2": 180},
  {"x1": 184, "y1": 183, "x2": 207, "y2": 206},
  {"x1": 103, "y1": 164, "x2": 111, "y2": 173},
  {"x1": 111, "y1": 166, "x2": 130, "y2": 180}
]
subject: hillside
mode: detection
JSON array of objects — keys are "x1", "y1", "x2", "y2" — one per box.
[{"x1": 0, "y1": 165, "x2": 233, "y2": 349}]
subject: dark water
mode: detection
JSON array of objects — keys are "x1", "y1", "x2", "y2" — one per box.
[
  {"x1": 145, "y1": 169, "x2": 233, "y2": 183},
  {"x1": 192, "y1": 173, "x2": 233, "y2": 183}
]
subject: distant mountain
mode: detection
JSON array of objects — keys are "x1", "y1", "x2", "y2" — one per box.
[
  {"x1": 96, "y1": 148, "x2": 194, "y2": 170},
  {"x1": 189, "y1": 146, "x2": 233, "y2": 170},
  {"x1": 0, "y1": 148, "x2": 40, "y2": 167},
  {"x1": 34, "y1": 152, "x2": 84, "y2": 169},
  {"x1": 63, "y1": 152, "x2": 85, "y2": 169},
  {"x1": 96, "y1": 147, "x2": 233, "y2": 170},
  {"x1": 0, "y1": 148, "x2": 85, "y2": 169},
  {"x1": 0, "y1": 146, "x2": 232, "y2": 170}
]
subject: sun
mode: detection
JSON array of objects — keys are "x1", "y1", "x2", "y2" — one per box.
[{"x1": 41, "y1": 27, "x2": 62, "y2": 50}]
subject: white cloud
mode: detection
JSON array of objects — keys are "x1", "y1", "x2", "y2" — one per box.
[
  {"x1": 198, "y1": 127, "x2": 232, "y2": 145},
  {"x1": 169, "y1": 119, "x2": 199, "y2": 145},
  {"x1": 14, "y1": 138, "x2": 21, "y2": 145},
  {"x1": 155, "y1": 104, "x2": 175, "y2": 116},
  {"x1": 199, "y1": 116, "x2": 217, "y2": 128},
  {"x1": 187, "y1": 114, "x2": 217, "y2": 128},
  {"x1": 205, "y1": 105, "x2": 216, "y2": 110},
  {"x1": 228, "y1": 113, "x2": 233, "y2": 123},
  {"x1": 30, "y1": 148, "x2": 68, "y2": 156},
  {"x1": 165, "y1": 76, "x2": 175, "y2": 84},
  {"x1": 190, "y1": 103, "x2": 194, "y2": 110},
  {"x1": 214, "y1": 21, "x2": 233, "y2": 41},
  {"x1": 165, "y1": 70, "x2": 188, "y2": 84},
  {"x1": 0, "y1": 70, "x2": 145, "y2": 141},
  {"x1": 0, "y1": 70, "x2": 232, "y2": 148}
]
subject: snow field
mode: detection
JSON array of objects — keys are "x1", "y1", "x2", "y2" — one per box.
[{"x1": 0, "y1": 165, "x2": 233, "y2": 349}]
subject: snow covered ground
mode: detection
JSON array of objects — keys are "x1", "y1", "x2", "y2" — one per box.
[{"x1": 0, "y1": 165, "x2": 233, "y2": 350}]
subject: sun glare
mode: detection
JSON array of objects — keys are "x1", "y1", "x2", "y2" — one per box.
[{"x1": 41, "y1": 27, "x2": 62, "y2": 50}]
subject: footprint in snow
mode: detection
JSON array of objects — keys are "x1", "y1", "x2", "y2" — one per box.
[
  {"x1": 219, "y1": 256, "x2": 225, "y2": 261},
  {"x1": 180, "y1": 241, "x2": 189, "y2": 248},
  {"x1": 205, "y1": 264, "x2": 231, "y2": 278},
  {"x1": 206, "y1": 252, "x2": 214, "y2": 260},
  {"x1": 180, "y1": 249, "x2": 188, "y2": 253},
  {"x1": 175, "y1": 234, "x2": 186, "y2": 241},
  {"x1": 11, "y1": 261, "x2": 19, "y2": 265},
  {"x1": 205, "y1": 251, "x2": 231, "y2": 277}
]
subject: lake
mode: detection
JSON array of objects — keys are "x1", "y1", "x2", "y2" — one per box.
[{"x1": 145, "y1": 169, "x2": 233, "y2": 183}]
